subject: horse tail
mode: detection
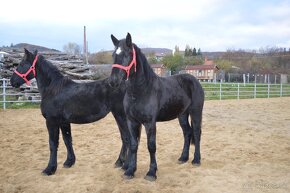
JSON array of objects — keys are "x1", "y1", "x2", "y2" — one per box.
[{"x1": 190, "y1": 76, "x2": 204, "y2": 145}]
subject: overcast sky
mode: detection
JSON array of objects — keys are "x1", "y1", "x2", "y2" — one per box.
[{"x1": 0, "y1": 0, "x2": 289, "y2": 52}]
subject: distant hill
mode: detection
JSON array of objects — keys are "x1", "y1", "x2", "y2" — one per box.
[
  {"x1": 12, "y1": 43, "x2": 60, "y2": 53},
  {"x1": 100, "y1": 48, "x2": 173, "y2": 55},
  {"x1": 202, "y1": 52, "x2": 225, "y2": 59},
  {"x1": 140, "y1": 48, "x2": 226, "y2": 59},
  {"x1": 141, "y1": 48, "x2": 172, "y2": 55}
]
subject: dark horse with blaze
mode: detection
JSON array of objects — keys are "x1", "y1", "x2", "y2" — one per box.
[
  {"x1": 10, "y1": 49, "x2": 130, "y2": 175},
  {"x1": 109, "y1": 33, "x2": 204, "y2": 181}
]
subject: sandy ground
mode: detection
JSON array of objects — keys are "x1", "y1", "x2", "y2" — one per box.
[{"x1": 0, "y1": 97, "x2": 290, "y2": 193}]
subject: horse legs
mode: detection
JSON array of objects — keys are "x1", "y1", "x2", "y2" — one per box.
[
  {"x1": 124, "y1": 119, "x2": 141, "y2": 179},
  {"x1": 42, "y1": 120, "x2": 60, "y2": 175},
  {"x1": 115, "y1": 141, "x2": 127, "y2": 168},
  {"x1": 178, "y1": 113, "x2": 192, "y2": 163},
  {"x1": 111, "y1": 113, "x2": 130, "y2": 170},
  {"x1": 190, "y1": 108, "x2": 203, "y2": 165},
  {"x1": 144, "y1": 122, "x2": 158, "y2": 181},
  {"x1": 60, "y1": 123, "x2": 76, "y2": 168}
]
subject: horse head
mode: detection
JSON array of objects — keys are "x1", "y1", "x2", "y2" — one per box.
[
  {"x1": 10, "y1": 49, "x2": 38, "y2": 87},
  {"x1": 109, "y1": 33, "x2": 136, "y2": 88}
]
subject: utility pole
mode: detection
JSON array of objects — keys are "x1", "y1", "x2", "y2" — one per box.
[{"x1": 83, "y1": 26, "x2": 88, "y2": 64}]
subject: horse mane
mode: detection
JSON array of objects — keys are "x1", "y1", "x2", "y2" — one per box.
[
  {"x1": 37, "y1": 55, "x2": 72, "y2": 95},
  {"x1": 133, "y1": 44, "x2": 157, "y2": 81}
]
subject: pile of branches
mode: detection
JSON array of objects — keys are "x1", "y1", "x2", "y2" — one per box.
[{"x1": 0, "y1": 48, "x2": 111, "y2": 80}]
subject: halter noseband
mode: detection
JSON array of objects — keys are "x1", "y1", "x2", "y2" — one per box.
[
  {"x1": 112, "y1": 47, "x2": 136, "y2": 80},
  {"x1": 14, "y1": 55, "x2": 39, "y2": 85}
]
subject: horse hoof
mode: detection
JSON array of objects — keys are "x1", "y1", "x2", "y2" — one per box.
[
  {"x1": 178, "y1": 160, "x2": 186, "y2": 164},
  {"x1": 114, "y1": 160, "x2": 123, "y2": 168},
  {"x1": 178, "y1": 157, "x2": 189, "y2": 164},
  {"x1": 63, "y1": 164, "x2": 74, "y2": 168},
  {"x1": 63, "y1": 160, "x2": 75, "y2": 168},
  {"x1": 114, "y1": 163, "x2": 123, "y2": 168},
  {"x1": 41, "y1": 170, "x2": 55, "y2": 176},
  {"x1": 41, "y1": 172, "x2": 49, "y2": 176},
  {"x1": 144, "y1": 175, "x2": 157, "y2": 182},
  {"x1": 63, "y1": 158, "x2": 76, "y2": 168},
  {"x1": 122, "y1": 174, "x2": 134, "y2": 180},
  {"x1": 192, "y1": 161, "x2": 201, "y2": 167}
]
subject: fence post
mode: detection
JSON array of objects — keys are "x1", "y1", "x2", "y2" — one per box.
[
  {"x1": 3, "y1": 79, "x2": 6, "y2": 110},
  {"x1": 219, "y1": 81, "x2": 222, "y2": 100},
  {"x1": 237, "y1": 83, "x2": 240, "y2": 100},
  {"x1": 254, "y1": 81, "x2": 257, "y2": 99},
  {"x1": 267, "y1": 82, "x2": 270, "y2": 98},
  {"x1": 280, "y1": 82, "x2": 283, "y2": 97}
]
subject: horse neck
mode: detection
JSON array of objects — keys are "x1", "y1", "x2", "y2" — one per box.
[
  {"x1": 127, "y1": 47, "x2": 157, "y2": 92},
  {"x1": 34, "y1": 56, "x2": 64, "y2": 95}
]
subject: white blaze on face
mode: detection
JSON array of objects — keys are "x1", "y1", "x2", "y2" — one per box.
[{"x1": 116, "y1": 47, "x2": 122, "y2": 55}]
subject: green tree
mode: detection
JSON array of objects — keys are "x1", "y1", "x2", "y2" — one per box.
[
  {"x1": 192, "y1": 48, "x2": 197, "y2": 56},
  {"x1": 214, "y1": 59, "x2": 234, "y2": 72},
  {"x1": 147, "y1": 52, "x2": 158, "y2": 64},
  {"x1": 174, "y1": 45, "x2": 180, "y2": 55},
  {"x1": 184, "y1": 45, "x2": 190, "y2": 57},
  {"x1": 197, "y1": 48, "x2": 202, "y2": 56},
  {"x1": 162, "y1": 53, "x2": 183, "y2": 74},
  {"x1": 183, "y1": 56, "x2": 204, "y2": 66}
]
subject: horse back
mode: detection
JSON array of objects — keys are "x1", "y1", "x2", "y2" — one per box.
[
  {"x1": 159, "y1": 73, "x2": 203, "y2": 99},
  {"x1": 41, "y1": 79, "x2": 111, "y2": 124}
]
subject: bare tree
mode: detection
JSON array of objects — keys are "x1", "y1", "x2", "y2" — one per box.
[{"x1": 63, "y1": 42, "x2": 81, "y2": 56}]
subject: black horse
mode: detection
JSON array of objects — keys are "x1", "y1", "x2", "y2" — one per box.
[
  {"x1": 109, "y1": 33, "x2": 204, "y2": 181},
  {"x1": 10, "y1": 49, "x2": 130, "y2": 175}
]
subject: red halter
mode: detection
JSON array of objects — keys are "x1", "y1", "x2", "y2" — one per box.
[
  {"x1": 14, "y1": 55, "x2": 39, "y2": 85},
  {"x1": 112, "y1": 47, "x2": 136, "y2": 80}
]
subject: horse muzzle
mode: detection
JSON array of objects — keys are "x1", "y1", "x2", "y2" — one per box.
[{"x1": 10, "y1": 76, "x2": 21, "y2": 88}]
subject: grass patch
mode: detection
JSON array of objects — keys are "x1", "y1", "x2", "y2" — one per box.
[{"x1": 201, "y1": 82, "x2": 290, "y2": 100}]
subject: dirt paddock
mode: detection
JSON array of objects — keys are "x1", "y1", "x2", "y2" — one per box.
[{"x1": 0, "y1": 98, "x2": 289, "y2": 193}]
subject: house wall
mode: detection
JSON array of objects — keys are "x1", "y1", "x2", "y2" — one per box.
[{"x1": 186, "y1": 69, "x2": 216, "y2": 81}]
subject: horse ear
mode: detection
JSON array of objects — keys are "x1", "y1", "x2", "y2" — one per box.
[
  {"x1": 126, "y1": 33, "x2": 132, "y2": 48},
  {"x1": 24, "y1": 48, "x2": 33, "y2": 61},
  {"x1": 111, "y1": 34, "x2": 119, "y2": 46},
  {"x1": 34, "y1": 49, "x2": 38, "y2": 56},
  {"x1": 24, "y1": 48, "x2": 30, "y2": 56}
]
